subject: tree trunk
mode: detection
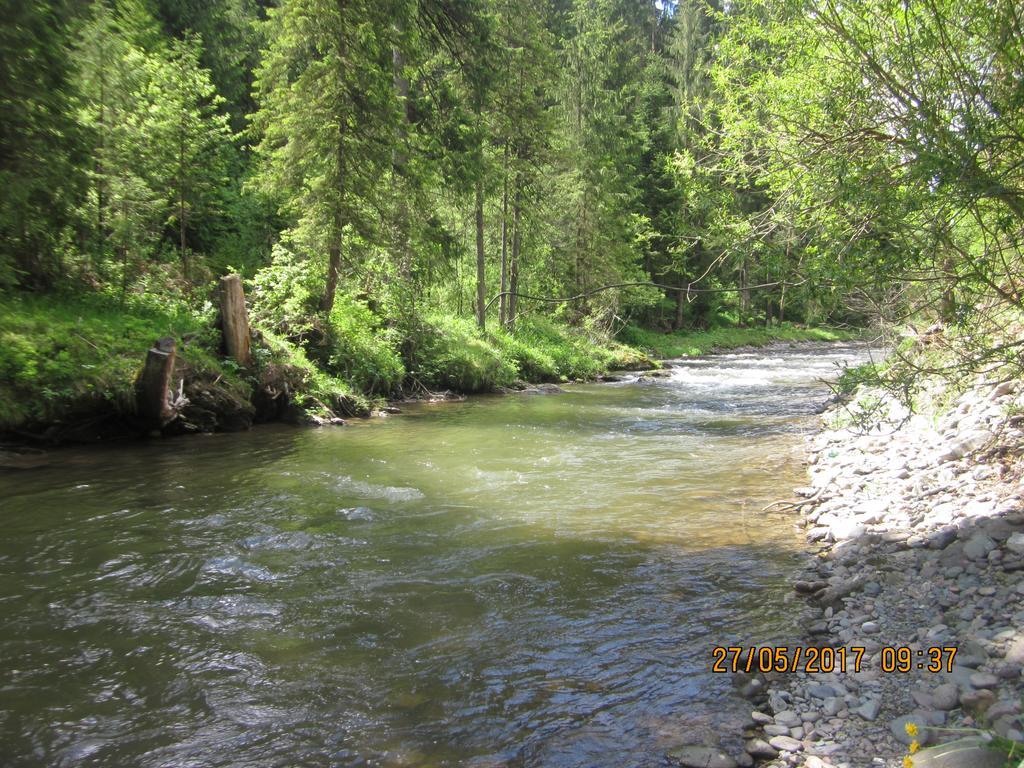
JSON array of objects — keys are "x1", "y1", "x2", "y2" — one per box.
[
  {"x1": 574, "y1": 190, "x2": 587, "y2": 318},
  {"x1": 179, "y1": 191, "x2": 187, "y2": 279},
  {"x1": 940, "y1": 255, "x2": 957, "y2": 321},
  {"x1": 179, "y1": 129, "x2": 188, "y2": 279},
  {"x1": 739, "y1": 257, "x2": 749, "y2": 327},
  {"x1": 96, "y1": 54, "x2": 107, "y2": 260},
  {"x1": 499, "y1": 146, "x2": 509, "y2": 328},
  {"x1": 220, "y1": 273, "x2": 252, "y2": 366},
  {"x1": 508, "y1": 188, "x2": 521, "y2": 331},
  {"x1": 322, "y1": 242, "x2": 341, "y2": 314},
  {"x1": 323, "y1": 0, "x2": 347, "y2": 316},
  {"x1": 475, "y1": 177, "x2": 486, "y2": 330},
  {"x1": 137, "y1": 337, "x2": 177, "y2": 430},
  {"x1": 675, "y1": 288, "x2": 685, "y2": 330}
]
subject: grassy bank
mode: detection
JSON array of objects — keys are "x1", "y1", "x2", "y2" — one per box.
[
  {"x1": 0, "y1": 288, "x2": 649, "y2": 439},
  {"x1": 0, "y1": 291, "x2": 213, "y2": 430},
  {"x1": 0, "y1": 286, "x2": 864, "y2": 442},
  {"x1": 617, "y1": 323, "x2": 862, "y2": 359}
]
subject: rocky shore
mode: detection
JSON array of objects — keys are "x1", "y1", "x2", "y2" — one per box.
[{"x1": 716, "y1": 366, "x2": 1024, "y2": 768}]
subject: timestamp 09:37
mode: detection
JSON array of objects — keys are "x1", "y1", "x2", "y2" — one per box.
[{"x1": 710, "y1": 645, "x2": 958, "y2": 675}]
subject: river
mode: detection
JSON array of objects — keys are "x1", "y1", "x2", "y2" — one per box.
[{"x1": 0, "y1": 342, "x2": 874, "y2": 767}]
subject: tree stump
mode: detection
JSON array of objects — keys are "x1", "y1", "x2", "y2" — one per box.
[
  {"x1": 137, "y1": 337, "x2": 177, "y2": 429},
  {"x1": 219, "y1": 273, "x2": 252, "y2": 366}
]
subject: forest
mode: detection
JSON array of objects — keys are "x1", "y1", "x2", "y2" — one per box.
[{"x1": 1, "y1": 0, "x2": 1022, "y2": 436}]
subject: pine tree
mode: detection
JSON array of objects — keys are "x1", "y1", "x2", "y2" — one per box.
[
  {"x1": 147, "y1": 33, "x2": 234, "y2": 277},
  {"x1": 251, "y1": 0, "x2": 401, "y2": 313},
  {"x1": 0, "y1": 0, "x2": 85, "y2": 288}
]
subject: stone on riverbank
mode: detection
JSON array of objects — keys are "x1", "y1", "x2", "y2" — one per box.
[
  {"x1": 669, "y1": 745, "x2": 738, "y2": 768},
  {"x1": 741, "y1": 362, "x2": 1024, "y2": 768}
]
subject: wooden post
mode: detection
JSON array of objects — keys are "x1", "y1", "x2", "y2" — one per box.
[
  {"x1": 138, "y1": 337, "x2": 176, "y2": 428},
  {"x1": 219, "y1": 273, "x2": 251, "y2": 366}
]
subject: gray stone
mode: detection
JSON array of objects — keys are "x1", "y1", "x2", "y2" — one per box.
[
  {"x1": 992, "y1": 715, "x2": 1018, "y2": 738},
  {"x1": 1007, "y1": 636, "x2": 1024, "y2": 665},
  {"x1": 946, "y1": 665, "x2": 977, "y2": 689},
  {"x1": 989, "y1": 695, "x2": 1018, "y2": 723},
  {"x1": 890, "y1": 713, "x2": 931, "y2": 746},
  {"x1": 669, "y1": 746, "x2": 738, "y2": 768},
  {"x1": 928, "y1": 528, "x2": 959, "y2": 549},
  {"x1": 912, "y1": 689, "x2": 934, "y2": 708},
  {"x1": 773, "y1": 709, "x2": 800, "y2": 727},
  {"x1": 807, "y1": 683, "x2": 838, "y2": 700},
  {"x1": 1007, "y1": 532, "x2": 1024, "y2": 555},
  {"x1": 908, "y1": 737, "x2": 1005, "y2": 768},
  {"x1": 930, "y1": 683, "x2": 959, "y2": 711},
  {"x1": 763, "y1": 724, "x2": 790, "y2": 736},
  {"x1": 831, "y1": 518, "x2": 866, "y2": 540},
  {"x1": 768, "y1": 690, "x2": 791, "y2": 713},
  {"x1": 963, "y1": 533, "x2": 997, "y2": 561},
  {"x1": 822, "y1": 697, "x2": 844, "y2": 716},
  {"x1": 854, "y1": 699, "x2": 881, "y2": 721},
  {"x1": 767, "y1": 735, "x2": 803, "y2": 753},
  {"x1": 969, "y1": 672, "x2": 999, "y2": 689},
  {"x1": 744, "y1": 739, "x2": 777, "y2": 758},
  {"x1": 738, "y1": 679, "x2": 762, "y2": 699},
  {"x1": 960, "y1": 689, "x2": 996, "y2": 716}
]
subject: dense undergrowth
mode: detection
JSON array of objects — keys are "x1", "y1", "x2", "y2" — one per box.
[{"x1": 0, "y1": 282, "x2": 855, "y2": 440}]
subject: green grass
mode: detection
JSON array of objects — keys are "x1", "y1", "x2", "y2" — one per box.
[
  {"x1": 257, "y1": 329, "x2": 371, "y2": 417},
  {"x1": 0, "y1": 289, "x2": 378, "y2": 433},
  {"x1": 617, "y1": 323, "x2": 861, "y2": 359},
  {"x1": 0, "y1": 290, "x2": 219, "y2": 430},
  {"x1": 408, "y1": 313, "x2": 656, "y2": 392}
]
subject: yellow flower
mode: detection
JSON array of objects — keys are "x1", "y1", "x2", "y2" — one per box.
[
  {"x1": 910, "y1": 740, "x2": 920, "y2": 754},
  {"x1": 903, "y1": 757, "x2": 914, "y2": 768},
  {"x1": 905, "y1": 722, "x2": 919, "y2": 738}
]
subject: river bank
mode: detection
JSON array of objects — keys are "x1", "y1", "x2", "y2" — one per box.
[
  {"x1": 0, "y1": 286, "x2": 858, "y2": 450},
  {"x1": 724, "y1": 339, "x2": 1024, "y2": 767}
]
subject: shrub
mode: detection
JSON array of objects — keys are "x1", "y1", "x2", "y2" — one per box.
[
  {"x1": 411, "y1": 313, "x2": 517, "y2": 393},
  {"x1": 323, "y1": 295, "x2": 405, "y2": 396}
]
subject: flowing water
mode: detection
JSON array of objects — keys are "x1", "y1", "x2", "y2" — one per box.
[{"x1": 0, "y1": 342, "x2": 876, "y2": 768}]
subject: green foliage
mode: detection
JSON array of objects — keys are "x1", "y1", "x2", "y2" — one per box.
[
  {"x1": 257, "y1": 329, "x2": 370, "y2": 417},
  {"x1": 0, "y1": 0, "x2": 85, "y2": 289},
  {"x1": 11, "y1": 0, "x2": 983, "y2": 440},
  {"x1": 73, "y1": 0, "x2": 237, "y2": 286},
  {"x1": 411, "y1": 313, "x2": 518, "y2": 393},
  {"x1": 512, "y1": 317, "x2": 618, "y2": 380},
  {"x1": 248, "y1": 244, "x2": 324, "y2": 337},
  {"x1": 834, "y1": 362, "x2": 883, "y2": 397},
  {"x1": 250, "y1": 252, "x2": 405, "y2": 394},
  {"x1": 322, "y1": 296, "x2": 405, "y2": 396},
  {"x1": 0, "y1": 289, "x2": 206, "y2": 429},
  {"x1": 405, "y1": 311, "x2": 649, "y2": 394}
]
